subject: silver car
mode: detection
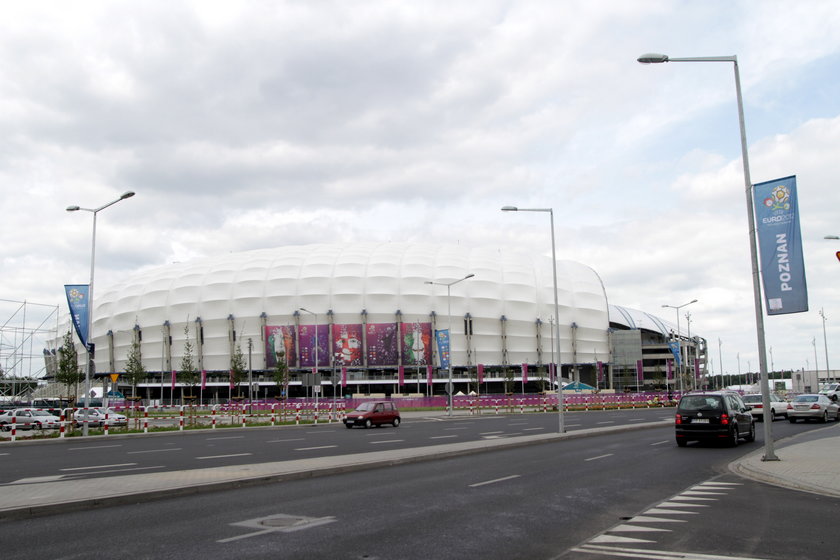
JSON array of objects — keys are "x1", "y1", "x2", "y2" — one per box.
[
  {"x1": 72, "y1": 408, "x2": 128, "y2": 429},
  {"x1": 787, "y1": 394, "x2": 840, "y2": 423},
  {"x1": 0, "y1": 408, "x2": 62, "y2": 431}
]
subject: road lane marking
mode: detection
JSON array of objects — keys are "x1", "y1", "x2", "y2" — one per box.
[
  {"x1": 196, "y1": 453, "x2": 254, "y2": 460},
  {"x1": 572, "y1": 544, "x2": 769, "y2": 559},
  {"x1": 444, "y1": 427, "x2": 468, "y2": 430},
  {"x1": 206, "y1": 436, "x2": 244, "y2": 440},
  {"x1": 128, "y1": 448, "x2": 182, "y2": 454},
  {"x1": 469, "y1": 475, "x2": 520, "y2": 488},
  {"x1": 430, "y1": 435, "x2": 458, "y2": 439},
  {"x1": 650, "y1": 440, "x2": 671, "y2": 446},
  {"x1": 266, "y1": 438, "x2": 305, "y2": 443},
  {"x1": 479, "y1": 431, "x2": 504, "y2": 435},
  {"x1": 293, "y1": 445, "x2": 337, "y2": 451},
  {"x1": 585, "y1": 454, "x2": 614, "y2": 462},
  {"x1": 370, "y1": 440, "x2": 404, "y2": 444},
  {"x1": 61, "y1": 463, "x2": 137, "y2": 471},
  {"x1": 596, "y1": 421, "x2": 615, "y2": 425},
  {"x1": 68, "y1": 445, "x2": 123, "y2": 451},
  {"x1": 523, "y1": 427, "x2": 544, "y2": 431}
]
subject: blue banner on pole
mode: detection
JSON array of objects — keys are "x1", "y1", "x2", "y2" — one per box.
[
  {"x1": 753, "y1": 175, "x2": 808, "y2": 315},
  {"x1": 65, "y1": 284, "x2": 90, "y2": 347},
  {"x1": 435, "y1": 329, "x2": 450, "y2": 369},
  {"x1": 667, "y1": 341, "x2": 681, "y2": 367}
]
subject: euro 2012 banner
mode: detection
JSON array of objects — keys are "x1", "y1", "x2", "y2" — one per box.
[
  {"x1": 753, "y1": 175, "x2": 808, "y2": 315},
  {"x1": 264, "y1": 322, "x2": 433, "y2": 368}
]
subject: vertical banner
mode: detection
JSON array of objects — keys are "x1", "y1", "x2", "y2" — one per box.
[
  {"x1": 341, "y1": 367, "x2": 347, "y2": 388},
  {"x1": 548, "y1": 363, "x2": 555, "y2": 384},
  {"x1": 667, "y1": 342, "x2": 682, "y2": 367},
  {"x1": 333, "y1": 323, "x2": 364, "y2": 366},
  {"x1": 435, "y1": 329, "x2": 451, "y2": 369},
  {"x1": 753, "y1": 175, "x2": 808, "y2": 315},
  {"x1": 521, "y1": 363, "x2": 528, "y2": 384},
  {"x1": 401, "y1": 322, "x2": 433, "y2": 365},
  {"x1": 299, "y1": 324, "x2": 329, "y2": 368},
  {"x1": 597, "y1": 361, "x2": 604, "y2": 384},
  {"x1": 64, "y1": 284, "x2": 90, "y2": 348},
  {"x1": 694, "y1": 360, "x2": 700, "y2": 380},
  {"x1": 398, "y1": 365, "x2": 405, "y2": 386},
  {"x1": 200, "y1": 370, "x2": 207, "y2": 391},
  {"x1": 427, "y1": 364, "x2": 433, "y2": 385},
  {"x1": 265, "y1": 325, "x2": 296, "y2": 369},
  {"x1": 171, "y1": 370, "x2": 177, "y2": 390},
  {"x1": 477, "y1": 363, "x2": 484, "y2": 384},
  {"x1": 636, "y1": 360, "x2": 643, "y2": 382},
  {"x1": 667, "y1": 359, "x2": 673, "y2": 380}
]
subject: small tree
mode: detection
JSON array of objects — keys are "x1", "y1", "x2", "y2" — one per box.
[
  {"x1": 125, "y1": 340, "x2": 146, "y2": 398},
  {"x1": 230, "y1": 343, "x2": 247, "y2": 398},
  {"x1": 273, "y1": 350, "x2": 290, "y2": 419},
  {"x1": 179, "y1": 325, "x2": 199, "y2": 398},
  {"x1": 56, "y1": 330, "x2": 84, "y2": 401}
]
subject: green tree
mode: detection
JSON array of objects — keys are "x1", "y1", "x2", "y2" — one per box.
[
  {"x1": 125, "y1": 339, "x2": 146, "y2": 398},
  {"x1": 56, "y1": 330, "x2": 84, "y2": 400},
  {"x1": 179, "y1": 325, "x2": 199, "y2": 397},
  {"x1": 273, "y1": 350, "x2": 290, "y2": 418},
  {"x1": 230, "y1": 343, "x2": 247, "y2": 397}
]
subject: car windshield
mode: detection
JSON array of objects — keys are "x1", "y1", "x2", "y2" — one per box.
[
  {"x1": 355, "y1": 403, "x2": 375, "y2": 412},
  {"x1": 679, "y1": 396, "x2": 723, "y2": 411},
  {"x1": 794, "y1": 395, "x2": 818, "y2": 402},
  {"x1": 31, "y1": 410, "x2": 54, "y2": 417},
  {"x1": 742, "y1": 395, "x2": 761, "y2": 403}
]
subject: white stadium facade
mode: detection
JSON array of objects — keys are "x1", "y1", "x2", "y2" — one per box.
[{"x1": 46, "y1": 243, "x2": 708, "y2": 400}]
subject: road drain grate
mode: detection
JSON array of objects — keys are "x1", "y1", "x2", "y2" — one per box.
[{"x1": 219, "y1": 514, "x2": 337, "y2": 543}]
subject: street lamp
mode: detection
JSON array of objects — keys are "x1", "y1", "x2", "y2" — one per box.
[
  {"x1": 425, "y1": 273, "x2": 474, "y2": 417},
  {"x1": 66, "y1": 190, "x2": 135, "y2": 436},
  {"x1": 299, "y1": 308, "x2": 319, "y2": 412},
  {"x1": 501, "y1": 205, "x2": 565, "y2": 433},
  {"x1": 639, "y1": 52, "x2": 778, "y2": 461},
  {"x1": 662, "y1": 299, "x2": 697, "y2": 394},
  {"x1": 820, "y1": 308, "x2": 831, "y2": 383}
]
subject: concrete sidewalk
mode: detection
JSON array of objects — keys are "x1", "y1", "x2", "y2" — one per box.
[{"x1": 2, "y1": 414, "x2": 839, "y2": 519}]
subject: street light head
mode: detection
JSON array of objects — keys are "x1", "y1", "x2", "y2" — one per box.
[
  {"x1": 66, "y1": 205, "x2": 80, "y2": 212},
  {"x1": 689, "y1": 299, "x2": 698, "y2": 304},
  {"x1": 501, "y1": 206, "x2": 518, "y2": 212},
  {"x1": 638, "y1": 53, "x2": 669, "y2": 64},
  {"x1": 120, "y1": 191, "x2": 136, "y2": 200},
  {"x1": 464, "y1": 273, "x2": 475, "y2": 279},
  {"x1": 825, "y1": 235, "x2": 840, "y2": 240}
]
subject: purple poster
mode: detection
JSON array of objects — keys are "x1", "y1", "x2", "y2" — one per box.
[
  {"x1": 265, "y1": 325, "x2": 296, "y2": 369},
  {"x1": 299, "y1": 324, "x2": 329, "y2": 368},
  {"x1": 333, "y1": 323, "x2": 364, "y2": 366},
  {"x1": 400, "y1": 322, "x2": 432, "y2": 365},
  {"x1": 367, "y1": 323, "x2": 399, "y2": 366}
]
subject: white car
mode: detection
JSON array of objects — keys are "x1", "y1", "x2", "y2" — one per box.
[
  {"x1": 741, "y1": 393, "x2": 789, "y2": 421},
  {"x1": 0, "y1": 408, "x2": 62, "y2": 431},
  {"x1": 72, "y1": 408, "x2": 128, "y2": 429},
  {"x1": 818, "y1": 383, "x2": 840, "y2": 401}
]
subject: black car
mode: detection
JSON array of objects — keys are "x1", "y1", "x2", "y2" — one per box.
[{"x1": 675, "y1": 391, "x2": 755, "y2": 447}]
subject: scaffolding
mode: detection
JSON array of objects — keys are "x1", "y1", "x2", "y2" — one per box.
[{"x1": 0, "y1": 299, "x2": 59, "y2": 394}]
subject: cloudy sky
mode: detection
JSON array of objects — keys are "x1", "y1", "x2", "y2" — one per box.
[{"x1": 2, "y1": 0, "x2": 839, "y2": 378}]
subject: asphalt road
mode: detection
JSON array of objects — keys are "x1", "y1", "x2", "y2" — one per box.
[{"x1": 2, "y1": 410, "x2": 838, "y2": 559}]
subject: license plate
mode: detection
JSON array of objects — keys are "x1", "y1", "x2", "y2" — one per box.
[{"x1": 693, "y1": 418, "x2": 709, "y2": 424}]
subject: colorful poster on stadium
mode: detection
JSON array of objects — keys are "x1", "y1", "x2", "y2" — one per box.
[
  {"x1": 400, "y1": 322, "x2": 432, "y2": 365},
  {"x1": 333, "y1": 323, "x2": 364, "y2": 366},
  {"x1": 299, "y1": 324, "x2": 330, "y2": 368},
  {"x1": 367, "y1": 323, "x2": 399, "y2": 366},
  {"x1": 265, "y1": 325, "x2": 296, "y2": 369}
]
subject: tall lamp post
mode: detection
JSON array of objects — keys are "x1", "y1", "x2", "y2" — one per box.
[
  {"x1": 662, "y1": 299, "x2": 697, "y2": 395},
  {"x1": 501, "y1": 206, "x2": 565, "y2": 433},
  {"x1": 639, "y1": 52, "x2": 778, "y2": 461},
  {"x1": 299, "y1": 308, "x2": 319, "y2": 412},
  {"x1": 819, "y1": 308, "x2": 831, "y2": 383},
  {"x1": 67, "y1": 191, "x2": 135, "y2": 436},
  {"x1": 425, "y1": 273, "x2": 474, "y2": 417}
]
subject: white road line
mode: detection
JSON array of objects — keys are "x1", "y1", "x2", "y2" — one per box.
[
  {"x1": 68, "y1": 465, "x2": 166, "y2": 476},
  {"x1": 68, "y1": 444, "x2": 123, "y2": 451},
  {"x1": 430, "y1": 435, "x2": 458, "y2": 439},
  {"x1": 573, "y1": 543, "x2": 771, "y2": 559},
  {"x1": 479, "y1": 431, "x2": 504, "y2": 435},
  {"x1": 266, "y1": 438, "x2": 305, "y2": 443},
  {"x1": 469, "y1": 474, "x2": 520, "y2": 488},
  {"x1": 196, "y1": 453, "x2": 254, "y2": 460},
  {"x1": 650, "y1": 440, "x2": 671, "y2": 446},
  {"x1": 128, "y1": 448, "x2": 182, "y2": 454},
  {"x1": 61, "y1": 463, "x2": 137, "y2": 471},
  {"x1": 585, "y1": 454, "x2": 614, "y2": 462},
  {"x1": 370, "y1": 440, "x2": 403, "y2": 444},
  {"x1": 293, "y1": 445, "x2": 337, "y2": 451},
  {"x1": 206, "y1": 436, "x2": 244, "y2": 440},
  {"x1": 597, "y1": 421, "x2": 615, "y2": 425},
  {"x1": 444, "y1": 427, "x2": 469, "y2": 430},
  {"x1": 523, "y1": 427, "x2": 544, "y2": 431}
]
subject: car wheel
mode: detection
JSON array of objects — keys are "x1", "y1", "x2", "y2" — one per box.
[
  {"x1": 393, "y1": 417, "x2": 400, "y2": 427},
  {"x1": 789, "y1": 417, "x2": 797, "y2": 423},
  {"x1": 821, "y1": 411, "x2": 829, "y2": 423},
  {"x1": 676, "y1": 438, "x2": 687, "y2": 447},
  {"x1": 728, "y1": 425, "x2": 739, "y2": 447},
  {"x1": 364, "y1": 419, "x2": 372, "y2": 429},
  {"x1": 745, "y1": 422, "x2": 756, "y2": 442},
  {"x1": 344, "y1": 423, "x2": 353, "y2": 429},
  {"x1": 0, "y1": 423, "x2": 8, "y2": 432},
  {"x1": 769, "y1": 409, "x2": 776, "y2": 421}
]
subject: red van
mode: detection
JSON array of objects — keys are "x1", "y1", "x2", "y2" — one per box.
[{"x1": 344, "y1": 401, "x2": 401, "y2": 429}]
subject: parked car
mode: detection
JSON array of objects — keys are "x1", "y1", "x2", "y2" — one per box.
[
  {"x1": 818, "y1": 383, "x2": 840, "y2": 401},
  {"x1": 344, "y1": 401, "x2": 401, "y2": 429},
  {"x1": 787, "y1": 394, "x2": 840, "y2": 423},
  {"x1": 0, "y1": 408, "x2": 62, "y2": 431},
  {"x1": 72, "y1": 408, "x2": 128, "y2": 429},
  {"x1": 741, "y1": 393, "x2": 789, "y2": 421},
  {"x1": 675, "y1": 391, "x2": 755, "y2": 447}
]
